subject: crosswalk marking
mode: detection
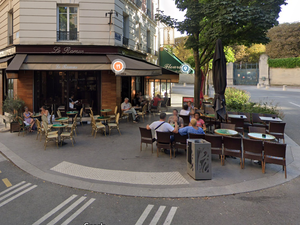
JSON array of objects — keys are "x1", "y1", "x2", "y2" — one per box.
[
  {"x1": 163, "y1": 207, "x2": 178, "y2": 225},
  {"x1": 47, "y1": 196, "x2": 87, "y2": 225},
  {"x1": 135, "y1": 204, "x2": 154, "y2": 225},
  {"x1": 0, "y1": 185, "x2": 37, "y2": 208},
  {"x1": 135, "y1": 205, "x2": 178, "y2": 225},
  {"x1": 0, "y1": 183, "x2": 31, "y2": 202},
  {"x1": 32, "y1": 195, "x2": 78, "y2": 225},
  {"x1": 0, "y1": 181, "x2": 26, "y2": 196},
  {"x1": 149, "y1": 206, "x2": 166, "y2": 225},
  {"x1": 61, "y1": 198, "x2": 96, "y2": 225}
]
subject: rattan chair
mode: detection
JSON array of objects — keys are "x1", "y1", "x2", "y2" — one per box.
[
  {"x1": 35, "y1": 119, "x2": 57, "y2": 141},
  {"x1": 60, "y1": 123, "x2": 76, "y2": 146},
  {"x1": 109, "y1": 106, "x2": 118, "y2": 122},
  {"x1": 137, "y1": 104, "x2": 147, "y2": 122},
  {"x1": 67, "y1": 115, "x2": 77, "y2": 136},
  {"x1": 156, "y1": 131, "x2": 173, "y2": 159},
  {"x1": 243, "y1": 138, "x2": 263, "y2": 171},
  {"x1": 121, "y1": 103, "x2": 132, "y2": 122},
  {"x1": 223, "y1": 136, "x2": 243, "y2": 168},
  {"x1": 263, "y1": 142, "x2": 287, "y2": 178},
  {"x1": 249, "y1": 126, "x2": 266, "y2": 134},
  {"x1": 251, "y1": 113, "x2": 267, "y2": 128},
  {"x1": 173, "y1": 133, "x2": 188, "y2": 156},
  {"x1": 267, "y1": 122, "x2": 286, "y2": 143},
  {"x1": 43, "y1": 122, "x2": 59, "y2": 150},
  {"x1": 108, "y1": 113, "x2": 121, "y2": 135},
  {"x1": 180, "y1": 115, "x2": 190, "y2": 127},
  {"x1": 230, "y1": 118, "x2": 244, "y2": 136},
  {"x1": 205, "y1": 134, "x2": 224, "y2": 165},
  {"x1": 76, "y1": 108, "x2": 84, "y2": 126},
  {"x1": 221, "y1": 123, "x2": 235, "y2": 130},
  {"x1": 139, "y1": 127, "x2": 155, "y2": 153},
  {"x1": 90, "y1": 114, "x2": 106, "y2": 137},
  {"x1": 16, "y1": 116, "x2": 30, "y2": 136}
]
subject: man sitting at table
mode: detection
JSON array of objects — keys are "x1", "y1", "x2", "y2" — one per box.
[
  {"x1": 121, "y1": 97, "x2": 139, "y2": 123},
  {"x1": 168, "y1": 109, "x2": 184, "y2": 128},
  {"x1": 179, "y1": 118, "x2": 205, "y2": 137}
]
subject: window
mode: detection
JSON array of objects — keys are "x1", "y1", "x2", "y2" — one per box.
[
  {"x1": 123, "y1": 15, "x2": 129, "y2": 46},
  {"x1": 8, "y1": 11, "x2": 13, "y2": 45},
  {"x1": 57, "y1": 6, "x2": 78, "y2": 41},
  {"x1": 147, "y1": 30, "x2": 151, "y2": 53},
  {"x1": 7, "y1": 79, "x2": 13, "y2": 99}
]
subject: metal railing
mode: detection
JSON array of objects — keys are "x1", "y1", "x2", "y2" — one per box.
[
  {"x1": 123, "y1": 37, "x2": 129, "y2": 47},
  {"x1": 57, "y1": 31, "x2": 79, "y2": 41},
  {"x1": 8, "y1": 35, "x2": 13, "y2": 45}
]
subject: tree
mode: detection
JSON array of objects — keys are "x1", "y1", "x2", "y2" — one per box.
[
  {"x1": 173, "y1": 37, "x2": 194, "y2": 62},
  {"x1": 266, "y1": 22, "x2": 300, "y2": 59},
  {"x1": 233, "y1": 44, "x2": 266, "y2": 63},
  {"x1": 156, "y1": 0, "x2": 286, "y2": 107}
]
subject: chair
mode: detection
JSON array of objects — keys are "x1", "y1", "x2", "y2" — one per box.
[
  {"x1": 90, "y1": 115, "x2": 106, "y2": 138},
  {"x1": 239, "y1": 112, "x2": 252, "y2": 129},
  {"x1": 156, "y1": 131, "x2": 173, "y2": 159},
  {"x1": 205, "y1": 106, "x2": 215, "y2": 114},
  {"x1": 67, "y1": 114, "x2": 77, "y2": 136},
  {"x1": 161, "y1": 98, "x2": 169, "y2": 112},
  {"x1": 252, "y1": 113, "x2": 267, "y2": 128},
  {"x1": 263, "y1": 142, "x2": 287, "y2": 178},
  {"x1": 35, "y1": 119, "x2": 58, "y2": 141},
  {"x1": 189, "y1": 133, "x2": 205, "y2": 139},
  {"x1": 242, "y1": 138, "x2": 263, "y2": 171},
  {"x1": 108, "y1": 113, "x2": 121, "y2": 135},
  {"x1": 205, "y1": 134, "x2": 223, "y2": 165},
  {"x1": 267, "y1": 122, "x2": 286, "y2": 143},
  {"x1": 109, "y1": 106, "x2": 118, "y2": 122},
  {"x1": 230, "y1": 118, "x2": 244, "y2": 136},
  {"x1": 137, "y1": 104, "x2": 147, "y2": 122},
  {"x1": 173, "y1": 133, "x2": 188, "y2": 156},
  {"x1": 139, "y1": 127, "x2": 155, "y2": 153},
  {"x1": 16, "y1": 116, "x2": 30, "y2": 136},
  {"x1": 249, "y1": 126, "x2": 266, "y2": 134},
  {"x1": 42, "y1": 114, "x2": 53, "y2": 129},
  {"x1": 76, "y1": 108, "x2": 84, "y2": 126},
  {"x1": 43, "y1": 122, "x2": 59, "y2": 150},
  {"x1": 180, "y1": 115, "x2": 190, "y2": 127},
  {"x1": 60, "y1": 123, "x2": 76, "y2": 147},
  {"x1": 221, "y1": 123, "x2": 235, "y2": 130},
  {"x1": 150, "y1": 101, "x2": 162, "y2": 116},
  {"x1": 223, "y1": 136, "x2": 243, "y2": 168},
  {"x1": 57, "y1": 110, "x2": 62, "y2": 118}
]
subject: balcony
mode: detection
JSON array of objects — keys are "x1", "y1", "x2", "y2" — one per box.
[
  {"x1": 123, "y1": 37, "x2": 129, "y2": 47},
  {"x1": 136, "y1": 0, "x2": 142, "y2": 8},
  {"x1": 147, "y1": 47, "x2": 151, "y2": 54},
  {"x1": 57, "y1": 31, "x2": 79, "y2": 41},
  {"x1": 8, "y1": 35, "x2": 13, "y2": 45}
]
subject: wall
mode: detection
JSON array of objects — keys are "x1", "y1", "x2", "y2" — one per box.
[
  {"x1": 270, "y1": 68, "x2": 300, "y2": 86},
  {"x1": 101, "y1": 70, "x2": 117, "y2": 111}
]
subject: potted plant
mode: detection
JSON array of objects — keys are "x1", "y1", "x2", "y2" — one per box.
[{"x1": 2, "y1": 97, "x2": 25, "y2": 132}]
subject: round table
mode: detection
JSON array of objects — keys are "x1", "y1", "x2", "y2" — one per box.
[
  {"x1": 214, "y1": 129, "x2": 238, "y2": 136},
  {"x1": 52, "y1": 124, "x2": 68, "y2": 145},
  {"x1": 101, "y1": 109, "x2": 112, "y2": 116},
  {"x1": 248, "y1": 133, "x2": 276, "y2": 141},
  {"x1": 66, "y1": 111, "x2": 78, "y2": 123},
  {"x1": 205, "y1": 114, "x2": 215, "y2": 118},
  {"x1": 55, "y1": 117, "x2": 69, "y2": 124},
  {"x1": 96, "y1": 116, "x2": 110, "y2": 123}
]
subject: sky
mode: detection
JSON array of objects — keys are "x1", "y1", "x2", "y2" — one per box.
[{"x1": 160, "y1": 0, "x2": 300, "y2": 38}]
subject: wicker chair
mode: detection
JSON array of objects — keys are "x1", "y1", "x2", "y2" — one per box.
[
  {"x1": 76, "y1": 108, "x2": 84, "y2": 126},
  {"x1": 16, "y1": 116, "x2": 30, "y2": 137},
  {"x1": 267, "y1": 122, "x2": 286, "y2": 143},
  {"x1": 43, "y1": 122, "x2": 59, "y2": 150},
  {"x1": 60, "y1": 123, "x2": 76, "y2": 146},
  {"x1": 243, "y1": 138, "x2": 263, "y2": 171},
  {"x1": 223, "y1": 136, "x2": 243, "y2": 168},
  {"x1": 205, "y1": 134, "x2": 223, "y2": 165},
  {"x1": 108, "y1": 113, "x2": 121, "y2": 135},
  {"x1": 137, "y1": 104, "x2": 147, "y2": 122},
  {"x1": 139, "y1": 127, "x2": 155, "y2": 153},
  {"x1": 156, "y1": 131, "x2": 173, "y2": 158}
]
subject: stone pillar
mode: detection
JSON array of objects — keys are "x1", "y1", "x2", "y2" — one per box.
[
  {"x1": 227, "y1": 62, "x2": 234, "y2": 86},
  {"x1": 259, "y1": 54, "x2": 269, "y2": 86}
]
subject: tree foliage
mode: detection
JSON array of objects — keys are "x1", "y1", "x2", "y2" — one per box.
[
  {"x1": 266, "y1": 22, "x2": 300, "y2": 59},
  {"x1": 232, "y1": 44, "x2": 266, "y2": 63},
  {"x1": 173, "y1": 37, "x2": 194, "y2": 62},
  {"x1": 156, "y1": 0, "x2": 286, "y2": 107}
]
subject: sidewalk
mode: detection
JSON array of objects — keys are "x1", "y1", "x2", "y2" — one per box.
[{"x1": 0, "y1": 114, "x2": 299, "y2": 198}]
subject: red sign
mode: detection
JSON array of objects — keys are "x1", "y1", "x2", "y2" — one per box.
[{"x1": 183, "y1": 97, "x2": 194, "y2": 103}]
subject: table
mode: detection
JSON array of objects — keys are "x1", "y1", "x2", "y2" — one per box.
[
  {"x1": 96, "y1": 116, "x2": 111, "y2": 125},
  {"x1": 101, "y1": 109, "x2": 112, "y2": 116},
  {"x1": 133, "y1": 106, "x2": 142, "y2": 112},
  {"x1": 259, "y1": 116, "x2": 282, "y2": 122},
  {"x1": 66, "y1": 111, "x2": 78, "y2": 123},
  {"x1": 205, "y1": 114, "x2": 215, "y2": 118},
  {"x1": 31, "y1": 114, "x2": 42, "y2": 121},
  {"x1": 214, "y1": 129, "x2": 238, "y2": 136},
  {"x1": 228, "y1": 114, "x2": 247, "y2": 119},
  {"x1": 248, "y1": 132, "x2": 276, "y2": 141},
  {"x1": 52, "y1": 124, "x2": 68, "y2": 145},
  {"x1": 55, "y1": 117, "x2": 69, "y2": 124}
]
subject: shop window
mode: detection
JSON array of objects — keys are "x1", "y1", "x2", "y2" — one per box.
[
  {"x1": 7, "y1": 79, "x2": 13, "y2": 99},
  {"x1": 57, "y1": 6, "x2": 78, "y2": 41}
]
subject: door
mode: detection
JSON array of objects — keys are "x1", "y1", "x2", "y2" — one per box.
[{"x1": 234, "y1": 63, "x2": 259, "y2": 85}]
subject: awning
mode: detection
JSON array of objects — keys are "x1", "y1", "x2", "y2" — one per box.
[
  {"x1": 0, "y1": 56, "x2": 14, "y2": 69},
  {"x1": 6, "y1": 54, "x2": 27, "y2": 72}
]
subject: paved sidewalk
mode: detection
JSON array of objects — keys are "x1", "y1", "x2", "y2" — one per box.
[{"x1": 0, "y1": 113, "x2": 299, "y2": 198}]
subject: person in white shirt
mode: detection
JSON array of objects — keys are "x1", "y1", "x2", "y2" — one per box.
[
  {"x1": 121, "y1": 97, "x2": 138, "y2": 123},
  {"x1": 69, "y1": 95, "x2": 78, "y2": 110},
  {"x1": 180, "y1": 104, "x2": 190, "y2": 116}
]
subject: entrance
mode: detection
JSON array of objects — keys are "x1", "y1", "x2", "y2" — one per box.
[{"x1": 233, "y1": 63, "x2": 259, "y2": 85}]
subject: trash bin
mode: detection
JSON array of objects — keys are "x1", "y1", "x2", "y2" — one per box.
[{"x1": 187, "y1": 139, "x2": 212, "y2": 180}]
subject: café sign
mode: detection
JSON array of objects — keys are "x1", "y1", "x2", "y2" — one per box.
[
  {"x1": 51, "y1": 46, "x2": 84, "y2": 54},
  {"x1": 0, "y1": 46, "x2": 16, "y2": 58}
]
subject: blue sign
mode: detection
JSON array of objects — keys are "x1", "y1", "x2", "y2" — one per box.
[
  {"x1": 115, "y1": 33, "x2": 121, "y2": 41},
  {"x1": 180, "y1": 63, "x2": 191, "y2": 74}
]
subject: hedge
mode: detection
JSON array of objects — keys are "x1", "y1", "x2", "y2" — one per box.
[{"x1": 268, "y1": 57, "x2": 300, "y2": 68}]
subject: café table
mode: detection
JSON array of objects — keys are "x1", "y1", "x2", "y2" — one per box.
[
  {"x1": 96, "y1": 116, "x2": 111, "y2": 124},
  {"x1": 259, "y1": 116, "x2": 282, "y2": 122},
  {"x1": 248, "y1": 132, "x2": 276, "y2": 141},
  {"x1": 31, "y1": 114, "x2": 42, "y2": 121},
  {"x1": 228, "y1": 114, "x2": 247, "y2": 119},
  {"x1": 214, "y1": 128, "x2": 238, "y2": 136},
  {"x1": 55, "y1": 117, "x2": 69, "y2": 124},
  {"x1": 101, "y1": 109, "x2": 112, "y2": 116},
  {"x1": 51, "y1": 124, "x2": 68, "y2": 145},
  {"x1": 66, "y1": 111, "x2": 78, "y2": 123}
]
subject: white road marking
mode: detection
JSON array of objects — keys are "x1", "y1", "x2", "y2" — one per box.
[
  {"x1": 135, "y1": 204, "x2": 154, "y2": 225},
  {"x1": 47, "y1": 196, "x2": 87, "y2": 225},
  {"x1": 163, "y1": 207, "x2": 178, "y2": 225},
  {"x1": 149, "y1": 206, "x2": 166, "y2": 225},
  {"x1": 0, "y1": 185, "x2": 37, "y2": 208},
  {"x1": 32, "y1": 195, "x2": 78, "y2": 225},
  {"x1": 289, "y1": 102, "x2": 300, "y2": 108},
  {"x1": 61, "y1": 198, "x2": 96, "y2": 225},
  {"x1": 0, "y1": 181, "x2": 26, "y2": 196},
  {"x1": 0, "y1": 183, "x2": 31, "y2": 201}
]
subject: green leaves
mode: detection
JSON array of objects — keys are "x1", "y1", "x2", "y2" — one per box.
[{"x1": 268, "y1": 57, "x2": 300, "y2": 68}]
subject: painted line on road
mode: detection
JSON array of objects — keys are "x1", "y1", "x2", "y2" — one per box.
[
  {"x1": 2, "y1": 178, "x2": 12, "y2": 187},
  {"x1": 47, "y1": 196, "x2": 87, "y2": 225},
  {"x1": 32, "y1": 195, "x2": 78, "y2": 225},
  {"x1": 0, "y1": 185, "x2": 37, "y2": 208},
  {"x1": 0, "y1": 181, "x2": 26, "y2": 196},
  {"x1": 135, "y1": 204, "x2": 154, "y2": 225},
  {"x1": 149, "y1": 206, "x2": 166, "y2": 225},
  {"x1": 0, "y1": 183, "x2": 31, "y2": 202},
  {"x1": 289, "y1": 102, "x2": 300, "y2": 108},
  {"x1": 61, "y1": 198, "x2": 96, "y2": 225},
  {"x1": 163, "y1": 207, "x2": 178, "y2": 225},
  {"x1": 0, "y1": 170, "x2": 1, "y2": 173}
]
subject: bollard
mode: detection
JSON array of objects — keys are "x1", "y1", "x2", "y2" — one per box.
[
  {"x1": 283, "y1": 85, "x2": 286, "y2": 91},
  {"x1": 183, "y1": 83, "x2": 186, "y2": 87},
  {"x1": 257, "y1": 83, "x2": 260, "y2": 89}
]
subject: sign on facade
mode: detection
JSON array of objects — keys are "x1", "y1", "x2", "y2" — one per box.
[{"x1": 163, "y1": 27, "x2": 175, "y2": 45}]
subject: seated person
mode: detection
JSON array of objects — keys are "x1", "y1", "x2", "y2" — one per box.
[
  {"x1": 179, "y1": 118, "x2": 205, "y2": 137},
  {"x1": 194, "y1": 112, "x2": 207, "y2": 131},
  {"x1": 121, "y1": 97, "x2": 139, "y2": 123},
  {"x1": 151, "y1": 94, "x2": 161, "y2": 109},
  {"x1": 147, "y1": 112, "x2": 178, "y2": 140},
  {"x1": 190, "y1": 108, "x2": 195, "y2": 120},
  {"x1": 40, "y1": 106, "x2": 50, "y2": 124},
  {"x1": 187, "y1": 101, "x2": 197, "y2": 111},
  {"x1": 23, "y1": 106, "x2": 35, "y2": 131},
  {"x1": 168, "y1": 109, "x2": 184, "y2": 128},
  {"x1": 69, "y1": 94, "x2": 79, "y2": 110},
  {"x1": 179, "y1": 104, "x2": 190, "y2": 116}
]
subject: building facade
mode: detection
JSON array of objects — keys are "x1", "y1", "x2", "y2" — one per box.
[{"x1": 0, "y1": 0, "x2": 178, "y2": 115}]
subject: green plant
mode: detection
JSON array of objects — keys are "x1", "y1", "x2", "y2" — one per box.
[
  {"x1": 268, "y1": 57, "x2": 300, "y2": 68},
  {"x1": 2, "y1": 97, "x2": 25, "y2": 122}
]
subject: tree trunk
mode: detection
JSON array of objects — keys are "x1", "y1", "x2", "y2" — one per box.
[{"x1": 193, "y1": 48, "x2": 201, "y2": 108}]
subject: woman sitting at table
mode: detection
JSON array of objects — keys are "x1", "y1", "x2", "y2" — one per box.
[
  {"x1": 23, "y1": 106, "x2": 35, "y2": 131},
  {"x1": 179, "y1": 118, "x2": 205, "y2": 137},
  {"x1": 194, "y1": 112, "x2": 207, "y2": 131},
  {"x1": 40, "y1": 106, "x2": 50, "y2": 123},
  {"x1": 179, "y1": 104, "x2": 190, "y2": 116}
]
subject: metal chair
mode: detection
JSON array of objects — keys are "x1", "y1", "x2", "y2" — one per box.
[
  {"x1": 263, "y1": 142, "x2": 287, "y2": 178},
  {"x1": 205, "y1": 134, "x2": 224, "y2": 165},
  {"x1": 156, "y1": 131, "x2": 173, "y2": 159},
  {"x1": 139, "y1": 127, "x2": 155, "y2": 153},
  {"x1": 242, "y1": 138, "x2": 263, "y2": 171},
  {"x1": 267, "y1": 122, "x2": 286, "y2": 143},
  {"x1": 223, "y1": 136, "x2": 243, "y2": 168}
]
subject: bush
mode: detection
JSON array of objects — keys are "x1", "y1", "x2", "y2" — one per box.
[
  {"x1": 2, "y1": 97, "x2": 25, "y2": 122},
  {"x1": 268, "y1": 57, "x2": 300, "y2": 68},
  {"x1": 225, "y1": 87, "x2": 250, "y2": 110}
]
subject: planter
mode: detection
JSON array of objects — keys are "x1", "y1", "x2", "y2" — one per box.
[{"x1": 10, "y1": 122, "x2": 20, "y2": 133}]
